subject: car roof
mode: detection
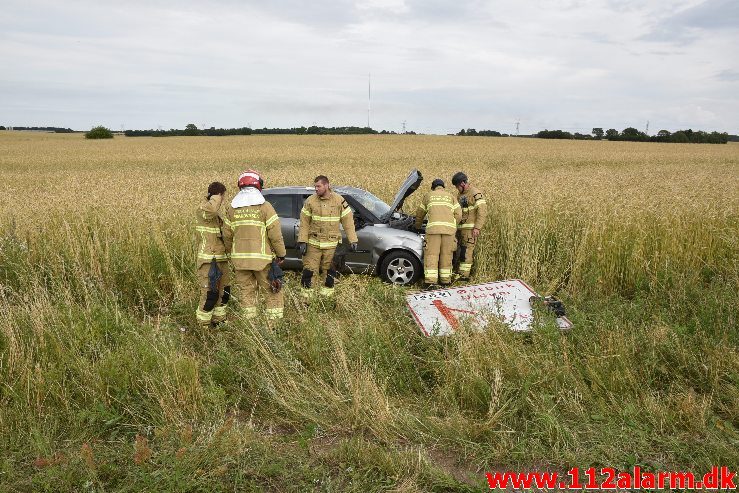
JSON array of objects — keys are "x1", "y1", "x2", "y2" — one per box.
[{"x1": 263, "y1": 186, "x2": 369, "y2": 195}]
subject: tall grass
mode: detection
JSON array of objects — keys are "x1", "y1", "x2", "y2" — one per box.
[{"x1": 0, "y1": 132, "x2": 737, "y2": 491}]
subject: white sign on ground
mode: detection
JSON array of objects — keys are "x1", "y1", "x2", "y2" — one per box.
[{"x1": 406, "y1": 279, "x2": 573, "y2": 336}]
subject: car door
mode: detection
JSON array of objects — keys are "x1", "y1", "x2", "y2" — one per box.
[
  {"x1": 339, "y1": 197, "x2": 374, "y2": 272},
  {"x1": 264, "y1": 193, "x2": 301, "y2": 268}
]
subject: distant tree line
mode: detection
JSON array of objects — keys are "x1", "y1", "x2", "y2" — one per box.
[
  {"x1": 536, "y1": 127, "x2": 729, "y2": 144},
  {"x1": 5, "y1": 123, "x2": 733, "y2": 142},
  {"x1": 4, "y1": 126, "x2": 75, "y2": 133},
  {"x1": 454, "y1": 126, "x2": 731, "y2": 144},
  {"x1": 456, "y1": 129, "x2": 507, "y2": 137},
  {"x1": 124, "y1": 124, "x2": 384, "y2": 137},
  {"x1": 537, "y1": 129, "x2": 594, "y2": 140}
]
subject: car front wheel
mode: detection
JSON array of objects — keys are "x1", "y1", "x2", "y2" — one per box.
[{"x1": 379, "y1": 250, "x2": 422, "y2": 285}]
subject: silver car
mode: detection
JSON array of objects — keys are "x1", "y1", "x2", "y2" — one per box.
[{"x1": 262, "y1": 169, "x2": 425, "y2": 285}]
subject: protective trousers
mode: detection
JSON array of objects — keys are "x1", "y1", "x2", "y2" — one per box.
[
  {"x1": 234, "y1": 265, "x2": 284, "y2": 320},
  {"x1": 457, "y1": 229, "x2": 477, "y2": 278},
  {"x1": 301, "y1": 245, "x2": 338, "y2": 298},
  {"x1": 424, "y1": 234, "x2": 456, "y2": 284},
  {"x1": 196, "y1": 261, "x2": 231, "y2": 326}
]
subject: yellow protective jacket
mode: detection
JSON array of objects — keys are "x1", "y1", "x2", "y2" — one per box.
[
  {"x1": 414, "y1": 187, "x2": 461, "y2": 235},
  {"x1": 222, "y1": 202, "x2": 286, "y2": 270},
  {"x1": 458, "y1": 184, "x2": 488, "y2": 231},
  {"x1": 299, "y1": 190, "x2": 358, "y2": 249},
  {"x1": 195, "y1": 195, "x2": 228, "y2": 267}
]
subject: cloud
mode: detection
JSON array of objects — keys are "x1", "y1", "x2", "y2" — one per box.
[
  {"x1": 1, "y1": 0, "x2": 738, "y2": 133},
  {"x1": 715, "y1": 69, "x2": 739, "y2": 81},
  {"x1": 640, "y1": 0, "x2": 739, "y2": 44}
]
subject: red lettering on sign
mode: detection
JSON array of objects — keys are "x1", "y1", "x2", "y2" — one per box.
[{"x1": 431, "y1": 300, "x2": 477, "y2": 331}]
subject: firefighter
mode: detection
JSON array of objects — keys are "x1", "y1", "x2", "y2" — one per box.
[
  {"x1": 195, "y1": 181, "x2": 231, "y2": 327},
  {"x1": 297, "y1": 175, "x2": 358, "y2": 300},
  {"x1": 451, "y1": 172, "x2": 488, "y2": 280},
  {"x1": 222, "y1": 170, "x2": 287, "y2": 321},
  {"x1": 415, "y1": 178, "x2": 461, "y2": 287}
]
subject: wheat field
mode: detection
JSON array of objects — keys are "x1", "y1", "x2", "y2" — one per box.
[{"x1": 1, "y1": 131, "x2": 737, "y2": 491}]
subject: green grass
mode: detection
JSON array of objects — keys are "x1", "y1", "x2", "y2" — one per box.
[{"x1": 1, "y1": 216, "x2": 737, "y2": 491}]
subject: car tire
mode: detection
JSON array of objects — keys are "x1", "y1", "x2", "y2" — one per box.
[{"x1": 379, "y1": 250, "x2": 422, "y2": 286}]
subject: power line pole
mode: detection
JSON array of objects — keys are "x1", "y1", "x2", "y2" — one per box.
[
  {"x1": 645, "y1": 120, "x2": 649, "y2": 135},
  {"x1": 402, "y1": 120, "x2": 406, "y2": 134},
  {"x1": 515, "y1": 120, "x2": 520, "y2": 136}
]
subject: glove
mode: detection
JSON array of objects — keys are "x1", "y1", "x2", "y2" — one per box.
[
  {"x1": 350, "y1": 242, "x2": 358, "y2": 252},
  {"x1": 207, "y1": 257, "x2": 223, "y2": 291},
  {"x1": 268, "y1": 259, "x2": 284, "y2": 293},
  {"x1": 298, "y1": 242, "x2": 307, "y2": 256}
]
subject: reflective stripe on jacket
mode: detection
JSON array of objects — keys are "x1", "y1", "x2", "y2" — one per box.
[
  {"x1": 458, "y1": 184, "x2": 488, "y2": 230},
  {"x1": 298, "y1": 191, "x2": 358, "y2": 249},
  {"x1": 195, "y1": 195, "x2": 227, "y2": 267},
  {"x1": 414, "y1": 187, "x2": 461, "y2": 235},
  {"x1": 222, "y1": 202, "x2": 286, "y2": 270}
]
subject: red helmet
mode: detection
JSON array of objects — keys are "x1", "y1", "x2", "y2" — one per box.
[{"x1": 237, "y1": 169, "x2": 263, "y2": 190}]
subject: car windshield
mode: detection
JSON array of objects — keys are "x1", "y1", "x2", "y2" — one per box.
[{"x1": 348, "y1": 189, "x2": 392, "y2": 218}]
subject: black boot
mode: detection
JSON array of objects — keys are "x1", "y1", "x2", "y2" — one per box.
[{"x1": 300, "y1": 269, "x2": 314, "y2": 301}]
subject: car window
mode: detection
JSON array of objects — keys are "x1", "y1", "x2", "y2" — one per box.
[
  {"x1": 347, "y1": 189, "x2": 391, "y2": 219},
  {"x1": 266, "y1": 195, "x2": 295, "y2": 218}
]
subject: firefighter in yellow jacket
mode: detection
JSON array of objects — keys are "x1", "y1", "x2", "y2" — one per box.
[
  {"x1": 298, "y1": 175, "x2": 358, "y2": 299},
  {"x1": 452, "y1": 172, "x2": 488, "y2": 280},
  {"x1": 415, "y1": 179, "x2": 461, "y2": 286},
  {"x1": 222, "y1": 170, "x2": 287, "y2": 320},
  {"x1": 195, "y1": 181, "x2": 231, "y2": 327}
]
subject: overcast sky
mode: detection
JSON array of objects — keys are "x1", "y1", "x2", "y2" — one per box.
[{"x1": 1, "y1": 0, "x2": 738, "y2": 134}]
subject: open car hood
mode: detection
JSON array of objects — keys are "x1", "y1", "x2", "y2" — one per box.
[{"x1": 387, "y1": 169, "x2": 423, "y2": 216}]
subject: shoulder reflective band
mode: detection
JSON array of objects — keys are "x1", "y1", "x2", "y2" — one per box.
[
  {"x1": 265, "y1": 214, "x2": 279, "y2": 227},
  {"x1": 301, "y1": 207, "x2": 312, "y2": 217}
]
